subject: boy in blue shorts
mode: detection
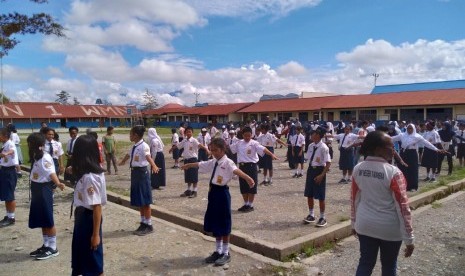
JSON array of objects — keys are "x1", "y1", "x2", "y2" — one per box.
[
  {"x1": 303, "y1": 126, "x2": 331, "y2": 227},
  {"x1": 0, "y1": 127, "x2": 19, "y2": 227}
]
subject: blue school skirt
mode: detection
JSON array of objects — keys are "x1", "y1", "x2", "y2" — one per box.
[
  {"x1": 0, "y1": 166, "x2": 17, "y2": 201},
  {"x1": 421, "y1": 147, "x2": 438, "y2": 168},
  {"x1": 72, "y1": 206, "x2": 104, "y2": 276},
  {"x1": 304, "y1": 166, "x2": 326, "y2": 200},
  {"x1": 293, "y1": 146, "x2": 304, "y2": 164},
  {"x1": 130, "y1": 167, "x2": 152, "y2": 207},
  {"x1": 172, "y1": 148, "x2": 180, "y2": 160},
  {"x1": 238, "y1": 162, "x2": 258, "y2": 194},
  {"x1": 151, "y1": 152, "x2": 166, "y2": 189},
  {"x1": 261, "y1": 146, "x2": 274, "y2": 170},
  {"x1": 29, "y1": 181, "x2": 54, "y2": 228},
  {"x1": 198, "y1": 148, "x2": 209, "y2": 162},
  {"x1": 184, "y1": 158, "x2": 199, "y2": 183},
  {"x1": 339, "y1": 147, "x2": 355, "y2": 170},
  {"x1": 204, "y1": 184, "x2": 231, "y2": 237}
]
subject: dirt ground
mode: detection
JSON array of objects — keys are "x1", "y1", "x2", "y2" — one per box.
[{"x1": 107, "y1": 142, "x2": 433, "y2": 244}]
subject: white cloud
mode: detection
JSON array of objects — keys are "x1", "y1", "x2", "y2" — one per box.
[
  {"x1": 183, "y1": 0, "x2": 322, "y2": 18},
  {"x1": 277, "y1": 61, "x2": 308, "y2": 77}
]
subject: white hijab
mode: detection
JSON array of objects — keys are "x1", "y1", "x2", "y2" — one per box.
[
  {"x1": 148, "y1": 128, "x2": 164, "y2": 148},
  {"x1": 402, "y1": 124, "x2": 422, "y2": 148}
]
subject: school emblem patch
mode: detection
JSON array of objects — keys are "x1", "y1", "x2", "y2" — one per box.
[
  {"x1": 87, "y1": 186, "x2": 95, "y2": 195},
  {"x1": 44, "y1": 162, "x2": 52, "y2": 168}
]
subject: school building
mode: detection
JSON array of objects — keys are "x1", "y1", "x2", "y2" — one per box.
[{"x1": 0, "y1": 102, "x2": 139, "y2": 129}]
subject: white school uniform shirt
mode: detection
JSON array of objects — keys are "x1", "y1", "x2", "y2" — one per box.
[
  {"x1": 221, "y1": 130, "x2": 229, "y2": 141},
  {"x1": 171, "y1": 133, "x2": 179, "y2": 146},
  {"x1": 66, "y1": 136, "x2": 78, "y2": 155},
  {"x1": 73, "y1": 173, "x2": 107, "y2": 210},
  {"x1": 335, "y1": 133, "x2": 358, "y2": 149},
  {"x1": 455, "y1": 129, "x2": 465, "y2": 144},
  {"x1": 290, "y1": 133, "x2": 305, "y2": 147},
  {"x1": 10, "y1": 133, "x2": 20, "y2": 145},
  {"x1": 0, "y1": 140, "x2": 18, "y2": 167},
  {"x1": 30, "y1": 153, "x2": 55, "y2": 183},
  {"x1": 210, "y1": 127, "x2": 218, "y2": 138},
  {"x1": 149, "y1": 138, "x2": 164, "y2": 159},
  {"x1": 230, "y1": 139, "x2": 266, "y2": 163},
  {"x1": 424, "y1": 130, "x2": 441, "y2": 144},
  {"x1": 198, "y1": 155, "x2": 237, "y2": 186},
  {"x1": 44, "y1": 140, "x2": 64, "y2": 159},
  {"x1": 257, "y1": 132, "x2": 276, "y2": 147},
  {"x1": 306, "y1": 141, "x2": 331, "y2": 167},
  {"x1": 178, "y1": 137, "x2": 200, "y2": 159},
  {"x1": 197, "y1": 134, "x2": 211, "y2": 147},
  {"x1": 129, "y1": 139, "x2": 150, "y2": 167},
  {"x1": 225, "y1": 136, "x2": 239, "y2": 147}
]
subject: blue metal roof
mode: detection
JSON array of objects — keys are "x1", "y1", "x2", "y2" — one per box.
[{"x1": 371, "y1": 79, "x2": 465, "y2": 94}]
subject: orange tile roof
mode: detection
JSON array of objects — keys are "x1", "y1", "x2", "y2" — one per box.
[
  {"x1": 0, "y1": 102, "x2": 136, "y2": 119},
  {"x1": 238, "y1": 96, "x2": 340, "y2": 113},
  {"x1": 143, "y1": 103, "x2": 190, "y2": 116},
  {"x1": 186, "y1": 102, "x2": 254, "y2": 116}
]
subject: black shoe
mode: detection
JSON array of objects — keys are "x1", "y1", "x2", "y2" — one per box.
[
  {"x1": 135, "y1": 224, "x2": 154, "y2": 236},
  {"x1": 237, "y1": 205, "x2": 248, "y2": 212},
  {"x1": 297, "y1": 173, "x2": 303, "y2": 178},
  {"x1": 215, "y1": 253, "x2": 231, "y2": 266},
  {"x1": 292, "y1": 173, "x2": 298, "y2": 178},
  {"x1": 205, "y1": 251, "x2": 223, "y2": 263},
  {"x1": 133, "y1": 223, "x2": 146, "y2": 235},
  {"x1": 30, "y1": 245, "x2": 47, "y2": 257},
  {"x1": 188, "y1": 191, "x2": 197, "y2": 198},
  {"x1": 338, "y1": 178, "x2": 347, "y2": 184},
  {"x1": 180, "y1": 190, "x2": 192, "y2": 197},
  {"x1": 244, "y1": 205, "x2": 254, "y2": 212},
  {"x1": 35, "y1": 247, "x2": 59, "y2": 260},
  {"x1": 316, "y1": 218, "x2": 327, "y2": 227},
  {"x1": 303, "y1": 215, "x2": 316, "y2": 224},
  {"x1": 430, "y1": 178, "x2": 436, "y2": 182},
  {"x1": 259, "y1": 180, "x2": 266, "y2": 186},
  {"x1": 0, "y1": 216, "x2": 15, "y2": 227},
  {"x1": 423, "y1": 177, "x2": 430, "y2": 182}
]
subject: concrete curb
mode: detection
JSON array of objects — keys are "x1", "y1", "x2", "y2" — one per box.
[{"x1": 20, "y1": 165, "x2": 465, "y2": 261}]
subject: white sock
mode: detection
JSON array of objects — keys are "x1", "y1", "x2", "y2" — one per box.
[
  {"x1": 244, "y1": 201, "x2": 248, "y2": 206},
  {"x1": 249, "y1": 202, "x2": 254, "y2": 207},
  {"x1": 309, "y1": 209, "x2": 314, "y2": 216},
  {"x1": 294, "y1": 169, "x2": 298, "y2": 175},
  {"x1": 7, "y1": 212, "x2": 14, "y2": 219},
  {"x1": 215, "y1": 239, "x2": 223, "y2": 253},
  {"x1": 188, "y1": 186, "x2": 192, "y2": 191},
  {"x1": 193, "y1": 187, "x2": 198, "y2": 192},
  {"x1": 43, "y1": 235, "x2": 49, "y2": 247},
  {"x1": 320, "y1": 212, "x2": 325, "y2": 219},
  {"x1": 141, "y1": 216, "x2": 145, "y2": 223},
  {"x1": 145, "y1": 218, "x2": 152, "y2": 226},
  {"x1": 48, "y1": 236, "x2": 57, "y2": 250},
  {"x1": 222, "y1": 243, "x2": 230, "y2": 255}
]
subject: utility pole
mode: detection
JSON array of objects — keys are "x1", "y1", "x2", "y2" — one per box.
[
  {"x1": 194, "y1": 92, "x2": 200, "y2": 105},
  {"x1": 372, "y1": 73, "x2": 379, "y2": 87}
]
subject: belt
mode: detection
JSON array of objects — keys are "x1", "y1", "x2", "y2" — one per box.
[
  {"x1": 0, "y1": 166, "x2": 16, "y2": 170},
  {"x1": 309, "y1": 166, "x2": 324, "y2": 169},
  {"x1": 239, "y1": 162, "x2": 255, "y2": 166},
  {"x1": 131, "y1": 166, "x2": 147, "y2": 171}
]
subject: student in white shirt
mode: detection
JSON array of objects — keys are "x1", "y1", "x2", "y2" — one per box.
[
  {"x1": 230, "y1": 127, "x2": 278, "y2": 212},
  {"x1": 181, "y1": 138, "x2": 254, "y2": 266},
  {"x1": 64, "y1": 126, "x2": 79, "y2": 183},
  {"x1": 148, "y1": 128, "x2": 166, "y2": 190},
  {"x1": 291, "y1": 126, "x2": 306, "y2": 178},
  {"x1": 168, "y1": 128, "x2": 180, "y2": 168},
  {"x1": 420, "y1": 121, "x2": 442, "y2": 182},
  {"x1": 257, "y1": 124, "x2": 286, "y2": 185},
  {"x1": 331, "y1": 125, "x2": 359, "y2": 184},
  {"x1": 198, "y1": 128, "x2": 211, "y2": 162},
  {"x1": 0, "y1": 128, "x2": 19, "y2": 228},
  {"x1": 119, "y1": 126, "x2": 159, "y2": 236},
  {"x1": 456, "y1": 122, "x2": 465, "y2": 166},
  {"x1": 174, "y1": 126, "x2": 209, "y2": 198},
  {"x1": 27, "y1": 132, "x2": 65, "y2": 260}
]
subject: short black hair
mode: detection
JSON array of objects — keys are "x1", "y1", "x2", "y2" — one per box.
[
  {"x1": 107, "y1": 126, "x2": 114, "y2": 131},
  {"x1": 171, "y1": 128, "x2": 177, "y2": 133},
  {"x1": 360, "y1": 131, "x2": 390, "y2": 157},
  {"x1": 69, "y1": 126, "x2": 79, "y2": 132},
  {"x1": 88, "y1": 131, "x2": 98, "y2": 140},
  {"x1": 71, "y1": 135, "x2": 105, "y2": 181},
  {"x1": 27, "y1": 132, "x2": 45, "y2": 164},
  {"x1": 185, "y1": 126, "x2": 193, "y2": 132},
  {"x1": 242, "y1": 126, "x2": 252, "y2": 134},
  {"x1": 376, "y1": 125, "x2": 389, "y2": 132},
  {"x1": 0, "y1": 127, "x2": 11, "y2": 139},
  {"x1": 131, "y1": 125, "x2": 146, "y2": 138},
  {"x1": 210, "y1": 138, "x2": 226, "y2": 151}
]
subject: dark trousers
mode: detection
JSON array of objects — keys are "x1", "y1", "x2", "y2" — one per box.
[
  {"x1": 105, "y1": 152, "x2": 118, "y2": 173},
  {"x1": 356, "y1": 234, "x2": 402, "y2": 276}
]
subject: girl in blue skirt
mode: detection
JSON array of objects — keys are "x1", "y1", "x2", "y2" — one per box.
[
  {"x1": 181, "y1": 138, "x2": 255, "y2": 266},
  {"x1": 27, "y1": 133, "x2": 65, "y2": 260},
  {"x1": 71, "y1": 134, "x2": 107, "y2": 276}
]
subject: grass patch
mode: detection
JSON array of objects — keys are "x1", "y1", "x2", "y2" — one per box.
[
  {"x1": 431, "y1": 201, "x2": 443, "y2": 209},
  {"x1": 267, "y1": 265, "x2": 304, "y2": 275},
  {"x1": 106, "y1": 186, "x2": 130, "y2": 197},
  {"x1": 338, "y1": 215, "x2": 350, "y2": 222}
]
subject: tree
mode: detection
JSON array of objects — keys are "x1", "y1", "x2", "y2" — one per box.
[
  {"x1": 73, "y1": 96, "x2": 80, "y2": 105},
  {"x1": 55, "y1": 90, "x2": 69, "y2": 105},
  {"x1": 0, "y1": 0, "x2": 65, "y2": 57},
  {"x1": 141, "y1": 89, "x2": 158, "y2": 110},
  {"x1": 0, "y1": 93, "x2": 10, "y2": 104}
]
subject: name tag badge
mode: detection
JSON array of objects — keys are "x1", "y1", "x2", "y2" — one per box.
[
  {"x1": 247, "y1": 149, "x2": 251, "y2": 155},
  {"x1": 78, "y1": 192, "x2": 83, "y2": 201},
  {"x1": 217, "y1": 175, "x2": 223, "y2": 184},
  {"x1": 316, "y1": 157, "x2": 321, "y2": 163},
  {"x1": 189, "y1": 147, "x2": 193, "y2": 151},
  {"x1": 54, "y1": 150, "x2": 58, "y2": 155},
  {"x1": 32, "y1": 173, "x2": 39, "y2": 180},
  {"x1": 134, "y1": 155, "x2": 139, "y2": 162}
]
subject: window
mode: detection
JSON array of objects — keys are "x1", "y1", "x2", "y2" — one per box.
[
  {"x1": 358, "y1": 110, "x2": 377, "y2": 121},
  {"x1": 340, "y1": 110, "x2": 356, "y2": 122}
]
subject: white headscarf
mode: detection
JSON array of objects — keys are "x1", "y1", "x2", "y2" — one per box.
[
  {"x1": 401, "y1": 123, "x2": 422, "y2": 148},
  {"x1": 148, "y1": 128, "x2": 164, "y2": 148}
]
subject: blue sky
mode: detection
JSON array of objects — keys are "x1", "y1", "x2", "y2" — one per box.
[{"x1": 2, "y1": 0, "x2": 465, "y2": 106}]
